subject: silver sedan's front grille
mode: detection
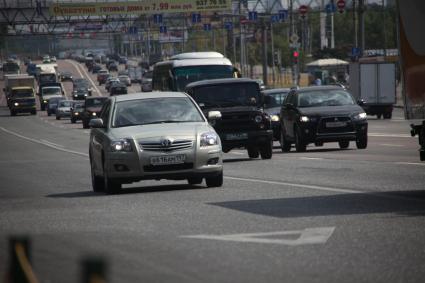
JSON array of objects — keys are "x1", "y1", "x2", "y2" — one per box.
[{"x1": 139, "y1": 139, "x2": 193, "y2": 152}]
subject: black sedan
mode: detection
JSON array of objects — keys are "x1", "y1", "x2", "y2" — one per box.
[
  {"x1": 60, "y1": 71, "x2": 73, "y2": 82},
  {"x1": 263, "y1": 88, "x2": 290, "y2": 142},
  {"x1": 72, "y1": 88, "x2": 90, "y2": 100},
  {"x1": 110, "y1": 82, "x2": 128, "y2": 96},
  {"x1": 279, "y1": 86, "x2": 368, "y2": 152}
]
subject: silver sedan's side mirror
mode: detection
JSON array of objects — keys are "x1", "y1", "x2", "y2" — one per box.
[
  {"x1": 208, "y1": 111, "x2": 222, "y2": 120},
  {"x1": 89, "y1": 118, "x2": 104, "y2": 128}
]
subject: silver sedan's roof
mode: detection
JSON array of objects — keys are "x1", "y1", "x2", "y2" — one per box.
[{"x1": 113, "y1": 92, "x2": 188, "y2": 102}]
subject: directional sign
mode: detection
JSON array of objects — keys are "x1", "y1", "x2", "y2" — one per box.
[
  {"x1": 248, "y1": 11, "x2": 258, "y2": 21},
  {"x1": 128, "y1": 26, "x2": 138, "y2": 34},
  {"x1": 352, "y1": 47, "x2": 361, "y2": 57},
  {"x1": 153, "y1": 14, "x2": 162, "y2": 24},
  {"x1": 181, "y1": 227, "x2": 335, "y2": 246},
  {"x1": 279, "y1": 9, "x2": 288, "y2": 21},
  {"x1": 159, "y1": 25, "x2": 167, "y2": 34},
  {"x1": 203, "y1": 23, "x2": 212, "y2": 31},
  {"x1": 224, "y1": 21, "x2": 233, "y2": 30},
  {"x1": 325, "y1": 3, "x2": 336, "y2": 14},
  {"x1": 299, "y1": 5, "x2": 308, "y2": 17},
  {"x1": 271, "y1": 14, "x2": 280, "y2": 23},
  {"x1": 192, "y1": 13, "x2": 201, "y2": 23}
]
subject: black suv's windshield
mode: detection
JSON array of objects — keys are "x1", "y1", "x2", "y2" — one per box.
[
  {"x1": 174, "y1": 65, "x2": 234, "y2": 91},
  {"x1": 298, "y1": 90, "x2": 355, "y2": 107},
  {"x1": 191, "y1": 83, "x2": 260, "y2": 108},
  {"x1": 113, "y1": 97, "x2": 204, "y2": 127}
]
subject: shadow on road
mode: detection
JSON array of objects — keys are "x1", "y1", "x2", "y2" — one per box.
[
  {"x1": 209, "y1": 190, "x2": 425, "y2": 218},
  {"x1": 223, "y1": 158, "x2": 254, "y2": 163},
  {"x1": 273, "y1": 147, "x2": 355, "y2": 154}
]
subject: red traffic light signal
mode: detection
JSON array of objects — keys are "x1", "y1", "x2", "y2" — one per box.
[{"x1": 293, "y1": 51, "x2": 299, "y2": 57}]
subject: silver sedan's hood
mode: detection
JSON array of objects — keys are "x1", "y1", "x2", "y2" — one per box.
[{"x1": 108, "y1": 122, "x2": 214, "y2": 140}]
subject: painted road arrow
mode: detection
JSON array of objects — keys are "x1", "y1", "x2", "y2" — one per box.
[{"x1": 181, "y1": 227, "x2": 335, "y2": 246}]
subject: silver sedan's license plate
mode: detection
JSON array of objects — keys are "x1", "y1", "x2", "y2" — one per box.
[
  {"x1": 150, "y1": 154, "x2": 186, "y2": 165},
  {"x1": 226, "y1": 133, "x2": 248, "y2": 140},
  {"x1": 326, "y1": 121, "x2": 347, "y2": 128}
]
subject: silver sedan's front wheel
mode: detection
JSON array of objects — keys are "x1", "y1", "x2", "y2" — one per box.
[{"x1": 103, "y1": 161, "x2": 121, "y2": 194}]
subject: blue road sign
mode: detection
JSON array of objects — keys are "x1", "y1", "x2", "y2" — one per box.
[
  {"x1": 326, "y1": 3, "x2": 336, "y2": 14},
  {"x1": 159, "y1": 25, "x2": 167, "y2": 34},
  {"x1": 153, "y1": 14, "x2": 162, "y2": 24},
  {"x1": 128, "y1": 26, "x2": 138, "y2": 34},
  {"x1": 278, "y1": 9, "x2": 288, "y2": 21},
  {"x1": 224, "y1": 22, "x2": 233, "y2": 30},
  {"x1": 192, "y1": 13, "x2": 201, "y2": 23},
  {"x1": 204, "y1": 23, "x2": 212, "y2": 31},
  {"x1": 248, "y1": 11, "x2": 258, "y2": 21},
  {"x1": 271, "y1": 15, "x2": 280, "y2": 23},
  {"x1": 351, "y1": 47, "x2": 361, "y2": 57}
]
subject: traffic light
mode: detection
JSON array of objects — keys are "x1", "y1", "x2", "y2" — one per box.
[{"x1": 293, "y1": 50, "x2": 299, "y2": 64}]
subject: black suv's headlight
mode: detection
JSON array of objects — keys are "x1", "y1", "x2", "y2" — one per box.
[{"x1": 353, "y1": 112, "x2": 367, "y2": 120}]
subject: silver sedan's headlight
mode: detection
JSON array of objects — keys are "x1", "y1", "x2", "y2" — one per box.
[
  {"x1": 300, "y1": 116, "x2": 310, "y2": 122},
  {"x1": 353, "y1": 112, "x2": 367, "y2": 120},
  {"x1": 110, "y1": 139, "x2": 132, "y2": 152},
  {"x1": 200, "y1": 132, "x2": 219, "y2": 147},
  {"x1": 270, "y1": 114, "x2": 280, "y2": 122}
]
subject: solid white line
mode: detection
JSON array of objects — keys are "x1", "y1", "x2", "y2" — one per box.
[
  {"x1": 395, "y1": 162, "x2": 425, "y2": 166},
  {"x1": 299, "y1": 157, "x2": 324, "y2": 160},
  {"x1": 0, "y1": 127, "x2": 89, "y2": 158},
  {"x1": 40, "y1": 139, "x2": 65, "y2": 148},
  {"x1": 225, "y1": 176, "x2": 361, "y2": 194},
  {"x1": 369, "y1": 133, "x2": 413, "y2": 138}
]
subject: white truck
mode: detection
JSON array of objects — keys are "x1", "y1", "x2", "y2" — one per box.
[
  {"x1": 349, "y1": 62, "x2": 396, "y2": 119},
  {"x1": 3, "y1": 75, "x2": 37, "y2": 116}
]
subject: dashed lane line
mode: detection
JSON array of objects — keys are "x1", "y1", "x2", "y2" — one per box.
[{"x1": 369, "y1": 133, "x2": 413, "y2": 138}]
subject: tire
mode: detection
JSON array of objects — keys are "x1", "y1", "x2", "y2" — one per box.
[
  {"x1": 83, "y1": 120, "x2": 89, "y2": 129},
  {"x1": 90, "y1": 157, "x2": 104, "y2": 192},
  {"x1": 377, "y1": 113, "x2": 382, "y2": 119},
  {"x1": 71, "y1": 118, "x2": 76, "y2": 124},
  {"x1": 56, "y1": 116, "x2": 60, "y2": 120},
  {"x1": 260, "y1": 140, "x2": 273, "y2": 159},
  {"x1": 188, "y1": 177, "x2": 203, "y2": 185},
  {"x1": 280, "y1": 131, "x2": 291, "y2": 152},
  {"x1": 356, "y1": 134, "x2": 368, "y2": 149},
  {"x1": 294, "y1": 127, "x2": 307, "y2": 152},
  {"x1": 206, "y1": 171, "x2": 223, "y2": 188},
  {"x1": 247, "y1": 146, "x2": 259, "y2": 158},
  {"x1": 10, "y1": 110, "x2": 16, "y2": 116},
  {"x1": 383, "y1": 112, "x2": 392, "y2": 119},
  {"x1": 31, "y1": 110, "x2": 36, "y2": 115},
  {"x1": 103, "y1": 162, "x2": 121, "y2": 194},
  {"x1": 47, "y1": 111, "x2": 51, "y2": 116},
  {"x1": 338, "y1": 140, "x2": 350, "y2": 149}
]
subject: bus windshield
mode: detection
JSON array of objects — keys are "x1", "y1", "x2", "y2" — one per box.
[{"x1": 173, "y1": 65, "x2": 234, "y2": 91}]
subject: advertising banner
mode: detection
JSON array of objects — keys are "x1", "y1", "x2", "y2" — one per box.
[{"x1": 50, "y1": 0, "x2": 231, "y2": 16}]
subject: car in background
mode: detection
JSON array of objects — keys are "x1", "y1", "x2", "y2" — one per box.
[
  {"x1": 81, "y1": 96, "x2": 108, "y2": 129},
  {"x1": 118, "y1": 70, "x2": 128, "y2": 76},
  {"x1": 70, "y1": 101, "x2": 85, "y2": 123},
  {"x1": 109, "y1": 82, "x2": 128, "y2": 96},
  {"x1": 107, "y1": 62, "x2": 118, "y2": 72},
  {"x1": 140, "y1": 70, "x2": 152, "y2": 92},
  {"x1": 50, "y1": 56, "x2": 57, "y2": 62},
  {"x1": 60, "y1": 71, "x2": 73, "y2": 82},
  {"x1": 262, "y1": 88, "x2": 290, "y2": 141},
  {"x1": 118, "y1": 75, "x2": 131, "y2": 86},
  {"x1": 97, "y1": 70, "x2": 109, "y2": 85},
  {"x1": 42, "y1": 55, "x2": 50, "y2": 63},
  {"x1": 279, "y1": 86, "x2": 368, "y2": 152},
  {"x1": 26, "y1": 63, "x2": 37, "y2": 76},
  {"x1": 72, "y1": 87, "x2": 90, "y2": 100},
  {"x1": 46, "y1": 96, "x2": 65, "y2": 116},
  {"x1": 55, "y1": 100, "x2": 73, "y2": 120},
  {"x1": 105, "y1": 77, "x2": 120, "y2": 92},
  {"x1": 118, "y1": 56, "x2": 127, "y2": 64},
  {"x1": 91, "y1": 64, "x2": 102, "y2": 74},
  {"x1": 88, "y1": 92, "x2": 223, "y2": 194},
  {"x1": 73, "y1": 78, "x2": 92, "y2": 95}
]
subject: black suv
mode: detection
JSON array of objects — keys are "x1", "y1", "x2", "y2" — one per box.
[
  {"x1": 81, "y1": 97, "x2": 108, "y2": 129},
  {"x1": 279, "y1": 86, "x2": 368, "y2": 152},
  {"x1": 185, "y1": 78, "x2": 273, "y2": 159}
]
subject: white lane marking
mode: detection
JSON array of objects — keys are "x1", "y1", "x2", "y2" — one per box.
[
  {"x1": 379, "y1": 144, "x2": 404, "y2": 147},
  {"x1": 40, "y1": 139, "x2": 65, "y2": 148},
  {"x1": 181, "y1": 227, "x2": 335, "y2": 246},
  {"x1": 395, "y1": 162, "x2": 425, "y2": 166},
  {"x1": 229, "y1": 151, "x2": 245, "y2": 155},
  {"x1": 369, "y1": 133, "x2": 413, "y2": 138},
  {"x1": 299, "y1": 157, "x2": 324, "y2": 160},
  {"x1": 67, "y1": 59, "x2": 84, "y2": 78},
  {"x1": 0, "y1": 127, "x2": 89, "y2": 158},
  {"x1": 67, "y1": 59, "x2": 102, "y2": 96},
  {"x1": 225, "y1": 176, "x2": 361, "y2": 194}
]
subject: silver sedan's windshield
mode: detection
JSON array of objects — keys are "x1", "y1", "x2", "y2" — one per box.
[{"x1": 113, "y1": 97, "x2": 204, "y2": 128}]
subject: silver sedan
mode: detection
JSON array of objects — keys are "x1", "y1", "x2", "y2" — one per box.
[{"x1": 89, "y1": 92, "x2": 223, "y2": 194}]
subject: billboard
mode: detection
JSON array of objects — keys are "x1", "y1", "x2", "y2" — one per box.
[{"x1": 49, "y1": 0, "x2": 231, "y2": 16}]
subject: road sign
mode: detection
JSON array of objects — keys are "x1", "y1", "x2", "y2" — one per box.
[
  {"x1": 153, "y1": 14, "x2": 162, "y2": 24},
  {"x1": 203, "y1": 23, "x2": 211, "y2": 31},
  {"x1": 351, "y1": 47, "x2": 361, "y2": 57},
  {"x1": 290, "y1": 34, "x2": 299, "y2": 43},
  {"x1": 159, "y1": 25, "x2": 167, "y2": 34},
  {"x1": 128, "y1": 26, "x2": 137, "y2": 34},
  {"x1": 271, "y1": 15, "x2": 280, "y2": 23},
  {"x1": 325, "y1": 3, "x2": 336, "y2": 14},
  {"x1": 278, "y1": 9, "x2": 288, "y2": 21},
  {"x1": 289, "y1": 42, "x2": 300, "y2": 48},
  {"x1": 192, "y1": 13, "x2": 201, "y2": 23},
  {"x1": 224, "y1": 21, "x2": 233, "y2": 30},
  {"x1": 299, "y1": 5, "x2": 308, "y2": 17},
  {"x1": 337, "y1": 0, "x2": 345, "y2": 13},
  {"x1": 248, "y1": 11, "x2": 258, "y2": 21}
]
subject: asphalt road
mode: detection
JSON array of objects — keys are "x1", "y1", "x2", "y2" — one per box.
[{"x1": 1, "y1": 60, "x2": 425, "y2": 283}]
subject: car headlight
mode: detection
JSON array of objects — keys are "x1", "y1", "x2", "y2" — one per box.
[
  {"x1": 14, "y1": 102, "x2": 19, "y2": 106},
  {"x1": 84, "y1": 94, "x2": 88, "y2": 96},
  {"x1": 74, "y1": 112, "x2": 79, "y2": 115},
  {"x1": 92, "y1": 112, "x2": 97, "y2": 116},
  {"x1": 354, "y1": 112, "x2": 367, "y2": 120},
  {"x1": 110, "y1": 139, "x2": 132, "y2": 152},
  {"x1": 254, "y1": 115, "x2": 263, "y2": 123},
  {"x1": 300, "y1": 116, "x2": 310, "y2": 122},
  {"x1": 270, "y1": 114, "x2": 280, "y2": 122},
  {"x1": 200, "y1": 132, "x2": 219, "y2": 147},
  {"x1": 43, "y1": 100, "x2": 47, "y2": 103}
]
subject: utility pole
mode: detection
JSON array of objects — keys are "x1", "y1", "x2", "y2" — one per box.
[
  {"x1": 359, "y1": 0, "x2": 365, "y2": 56},
  {"x1": 261, "y1": 20, "x2": 268, "y2": 86},
  {"x1": 330, "y1": 0, "x2": 335, "y2": 48}
]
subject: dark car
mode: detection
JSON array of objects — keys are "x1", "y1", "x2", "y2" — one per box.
[
  {"x1": 185, "y1": 78, "x2": 273, "y2": 159},
  {"x1": 46, "y1": 96, "x2": 65, "y2": 116},
  {"x1": 73, "y1": 78, "x2": 92, "y2": 95},
  {"x1": 72, "y1": 87, "x2": 90, "y2": 100},
  {"x1": 81, "y1": 97, "x2": 108, "y2": 128},
  {"x1": 118, "y1": 56, "x2": 127, "y2": 64},
  {"x1": 70, "y1": 101, "x2": 85, "y2": 123},
  {"x1": 26, "y1": 63, "x2": 37, "y2": 76},
  {"x1": 107, "y1": 62, "x2": 118, "y2": 72},
  {"x1": 97, "y1": 70, "x2": 110, "y2": 85},
  {"x1": 109, "y1": 82, "x2": 128, "y2": 96},
  {"x1": 91, "y1": 64, "x2": 102, "y2": 74},
  {"x1": 263, "y1": 88, "x2": 290, "y2": 142},
  {"x1": 60, "y1": 71, "x2": 73, "y2": 82},
  {"x1": 140, "y1": 70, "x2": 153, "y2": 92},
  {"x1": 279, "y1": 86, "x2": 368, "y2": 152}
]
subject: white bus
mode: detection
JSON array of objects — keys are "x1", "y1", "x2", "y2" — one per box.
[{"x1": 152, "y1": 52, "x2": 240, "y2": 91}]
